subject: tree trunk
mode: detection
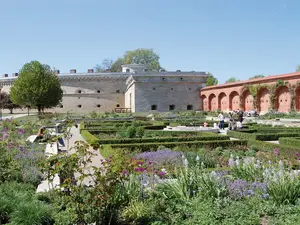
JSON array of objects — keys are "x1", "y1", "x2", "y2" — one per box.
[
  {"x1": 37, "y1": 105, "x2": 42, "y2": 114},
  {"x1": 9, "y1": 109, "x2": 13, "y2": 114},
  {"x1": 27, "y1": 107, "x2": 29, "y2": 116}
]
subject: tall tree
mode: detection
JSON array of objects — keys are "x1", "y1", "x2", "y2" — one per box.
[
  {"x1": 97, "y1": 48, "x2": 163, "y2": 72},
  {"x1": 249, "y1": 74, "x2": 264, "y2": 79},
  {"x1": 95, "y1": 58, "x2": 114, "y2": 72},
  {"x1": 296, "y1": 65, "x2": 300, "y2": 72},
  {"x1": 205, "y1": 73, "x2": 218, "y2": 86},
  {"x1": 10, "y1": 61, "x2": 63, "y2": 113},
  {"x1": 225, "y1": 77, "x2": 239, "y2": 83},
  {"x1": 0, "y1": 92, "x2": 21, "y2": 114}
]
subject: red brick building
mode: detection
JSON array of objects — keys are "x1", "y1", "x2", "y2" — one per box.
[{"x1": 200, "y1": 72, "x2": 300, "y2": 114}]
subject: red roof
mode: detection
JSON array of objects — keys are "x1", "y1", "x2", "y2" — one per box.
[{"x1": 202, "y1": 72, "x2": 300, "y2": 91}]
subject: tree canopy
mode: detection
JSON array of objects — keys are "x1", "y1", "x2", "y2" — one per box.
[
  {"x1": 0, "y1": 92, "x2": 21, "y2": 114},
  {"x1": 249, "y1": 74, "x2": 264, "y2": 79},
  {"x1": 225, "y1": 77, "x2": 239, "y2": 83},
  {"x1": 296, "y1": 65, "x2": 300, "y2": 72},
  {"x1": 10, "y1": 61, "x2": 63, "y2": 113},
  {"x1": 205, "y1": 73, "x2": 218, "y2": 86},
  {"x1": 96, "y1": 48, "x2": 163, "y2": 72}
]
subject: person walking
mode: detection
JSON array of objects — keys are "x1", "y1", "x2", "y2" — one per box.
[
  {"x1": 237, "y1": 109, "x2": 244, "y2": 129},
  {"x1": 218, "y1": 112, "x2": 225, "y2": 130},
  {"x1": 228, "y1": 112, "x2": 235, "y2": 130}
]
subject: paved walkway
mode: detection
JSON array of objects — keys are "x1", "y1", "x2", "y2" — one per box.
[
  {"x1": 65, "y1": 125, "x2": 105, "y2": 186},
  {"x1": 2, "y1": 113, "x2": 31, "y2": 120}
]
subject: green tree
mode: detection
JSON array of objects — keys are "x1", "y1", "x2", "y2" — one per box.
[
  {"x1": 95, "y1": 58, "x2": 114, "y2": 72},
  {"x1": 205, "y1": 73, "x2": 218, "y2": 86},
  {"x1": 296, "y1": 65, "x2": 300, "y2": 72},
  {"x1": 98, "y1": 48, "x2": 163, "y2": 72},
  {"x1": 225, "y1": 77, "x2": 239, "y2": 83},
  {"x1": 0, "y1": 92, "x2": 21, "y2": 114},
  {"x1": 249, "y1": 74, "x2": 264, "y2": 79},
  {"x1": 10, "y1": 61, "x2": 63, "y2": 113}
]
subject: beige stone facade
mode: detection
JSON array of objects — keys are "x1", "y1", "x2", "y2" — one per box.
[{"x1": 0, "y1": 65, "x2": 208, "y2": 113}]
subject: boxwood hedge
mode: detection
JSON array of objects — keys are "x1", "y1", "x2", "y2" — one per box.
[{"x1": 108, "y1": 140, "x2": 248, "y2": 152}]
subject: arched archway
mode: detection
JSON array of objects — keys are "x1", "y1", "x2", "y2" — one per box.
[
  {"x1": 296, "y1": 86, "x2": 300, "y2": 111},
  {"x1": 241, "y1": 90, "x2": 254, "y2": 111},
  {"x1": 229, "y1": 91, "x2": 239, "y2": 111},
  {"x1": 201, "y1": 95, "x2": 208, "y2": 111},
  {"x1": 208, "y1": 94, "x2": 217, "y2": 111},
  {"x1": 218, "y1": 92, "x2": 228, "y2": 111},
  {"x1": 274, "y1": 86, "x2": 290, "y2": 113},
  {"x1": 257, "y1": 88, "x2": 270, "y2": 113}
]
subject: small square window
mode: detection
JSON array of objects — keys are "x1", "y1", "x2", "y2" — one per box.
[
  {"x1": 59, "y1": 104, "x2": 63, "y2": 108},
  {"x1": 153, "y1": 87, "x2": 156, "y2": 90},
  {"x1": 151, "y1": 105, "x2": 157, "y2": 110},
  {"x1": 116, "y1": 104, "x2": 120, "y2": 107},
  {"x1": 96, "y1": 104, "x2": 101, "y2": 108},
  {"x1": 126, "y1": 69, "x2": 130, "y2": 73},
  {"x1": 180, "y1": 77, "x2": 183, "y2": 81},
  {"x1": 187, "y1": 105, "x2": 193, "y2": 110},
  {"x1": 169, "y1": 105, "x2": 175, "y2": 111},
  {"x1": 116, "y1": 90, "x2": 120, "y2": 93},
  {"x1": 77, "y1": 105, "x2": 82, "y2": 108},
  {"x1": 189, "y1": 88, "x2": 191, "y2": 90},
  {"x1": 78, "y1": 90, "x2": 82, "y2": 94},
  {"x1": 97, "y1": 90, "x2": 100, "y2": 93},
  {"x1": 171, "y1": 88, "x2": 173, "y2": 90}
]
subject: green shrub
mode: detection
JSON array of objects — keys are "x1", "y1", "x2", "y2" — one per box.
[
  {"x1": 136, "y1": 127, "x2": 145, "y2": 138},
  {"x1": 109, "y1": 140, "x2": 248, "y2": 152},
  {"x1": 228, "y1": 130, "x2": 300, "y2": 141},
  {"x1": 126, "y1": 126, "x2": 136, "y2": 138},
  {"x1": 80, "y1": 129, "x2": 99, "y2": 143},
  {"x1": 94, "y1": 135, "x2": 229, "y2": 145},
  {"x1": 279, "y1": 137, "x2": 300, "y2": 148}
]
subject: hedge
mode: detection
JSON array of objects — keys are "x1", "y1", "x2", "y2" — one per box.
[
  {"x1": 144, "y1": 130, "x2": 217, "y2": 137},
  {"x1": 80, "y1": 129, "x2": 98, "y2": 143},
  {"x1": 93, "y1": 135, "x2": 229, "y2": 145},
  {"x1": 228, "y1": 130, "x2": 300, "y2": 141},
  {"x1": 248, "y1": 139, "x2": 300, "y2": 163},
  {"x1": 278, "y1": 137, "x2": 300, "y2": 148},
  {"x1": 108, "y1": 140, "x2": 248, "y2": 152},
  {"x1": 256, "y1": 128, "x2": 300, "y2": 133}
]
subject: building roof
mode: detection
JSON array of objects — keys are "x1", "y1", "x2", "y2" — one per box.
[{"x1": 202, "y1": 72, "x2": 300, "y2": 91}]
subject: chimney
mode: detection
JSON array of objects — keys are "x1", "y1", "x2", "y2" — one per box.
[
  {"x1": 88, "y1": 69, "x2": 94, "y2": 73},
  {"x1": 70, "y1": 69, "x2": 76, "y2": 74},
  {"x1": 55, "y1": 70, "x2": 60, "y2": 75},
  {"x1": 3, "y1": 74, "x2": 8, "y2": 78},
  {"x1": 13, "y1": 73, "x2": 18, "y2": 77}
]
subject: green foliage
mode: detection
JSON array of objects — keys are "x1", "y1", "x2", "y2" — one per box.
[
  {"x1": 10, "y1": 61, "x2": 63, "y2": 112},
  {"x1": 205, "y1": 73, "x2": 218, "y2": 86},
  {"x1": 0, "y1": 92, "x2": 21, "y2": 114},
  {"x1": 94, "y1": 135, "x2": 229, "y2": 145},
  {"x1": 296, "y1": 64, "x2": 300, "y2": 72},
  {"x1": 135, "y1": 126, "x2": 145, "y2": 138},
  {"x1": 225, "y1": 77, "x2": 239, "y2": 83},
  {"x1": 279, "y1": 137, "x2": 300, "y2": 148},
  {"x1": 109, "y1": 140, "x2": 248, "y2": 152},
  {"x1": 108, "y1": 48, "x2": 163, "y2": 72},
  {"x1": 0, "y1": 182, "x2": 54, "y2": 224},
  {"x1": 249, "y1": 74, "x2": 265, "y2": 79},
  {"x1": 126, "y1": 126, "x2": 137, "y2": 138}
]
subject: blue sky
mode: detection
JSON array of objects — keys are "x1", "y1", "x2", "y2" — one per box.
[{"x1": 0, "y1": 0, "x2": 299, "y2": 83}]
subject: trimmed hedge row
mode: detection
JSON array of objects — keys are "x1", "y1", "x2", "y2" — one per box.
[
  {"x1": 108, "y1": 140, "x2": 248, "y2": 152},
  {"x1": 228, "y1": 130, "x2": 300, "y2": 141},
  {"x1": 144, "y1": 130, "x2": 216, "y2": 137},
  {"x1": 93, "y1": 135, "x2": 229, "y2": 145},
  {"x1": 278, "y1": 137, "x2": 300, "y2": 148},
  {"x1": 256, "y1": 127, "x2": 300, "y2": 133},
  {"x1": 248, "y1": 139, "x2": 300, "y2": 162}
]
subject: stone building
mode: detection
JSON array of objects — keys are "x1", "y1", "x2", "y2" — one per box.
[
  {"x1": 200, "y1": 72, "x2": 300, "y2": 114},
  {"x1": 0, "y1": 64, "x2": 208, "y2": 113}
]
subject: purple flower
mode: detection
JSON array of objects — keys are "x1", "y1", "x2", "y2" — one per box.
[
  {"x1": 135, "y1": 149, "x2": 183, "y2": 166},
  {"x1": 17, "y1": 128, "x2": 25, "y2": 135},
  {"x1": 158, "y1": 171, "x2": 166, "y2": 177},
  {"x1": 3, "y1": 133, "x2": 8, "y2": 140},
  {"x1": 20, "y1": 146, "x2": 24, "y2": 151},
  {"x1": 296, "y1": 152, "x2": 300, "y2": 158},
  {"x1": 122, "y1": 169, "x2": 127, "y2": 175},
  {"x1": 273, "y1": 148, "x2": 279, "y2": 156},
  {"x1": 3, "y1": 127, "x2": 8, "y2": 132}
]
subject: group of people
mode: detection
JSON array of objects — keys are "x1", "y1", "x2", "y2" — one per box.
[{"x1": 218, "y1": 110, "x2": 244, "y2": 130}]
